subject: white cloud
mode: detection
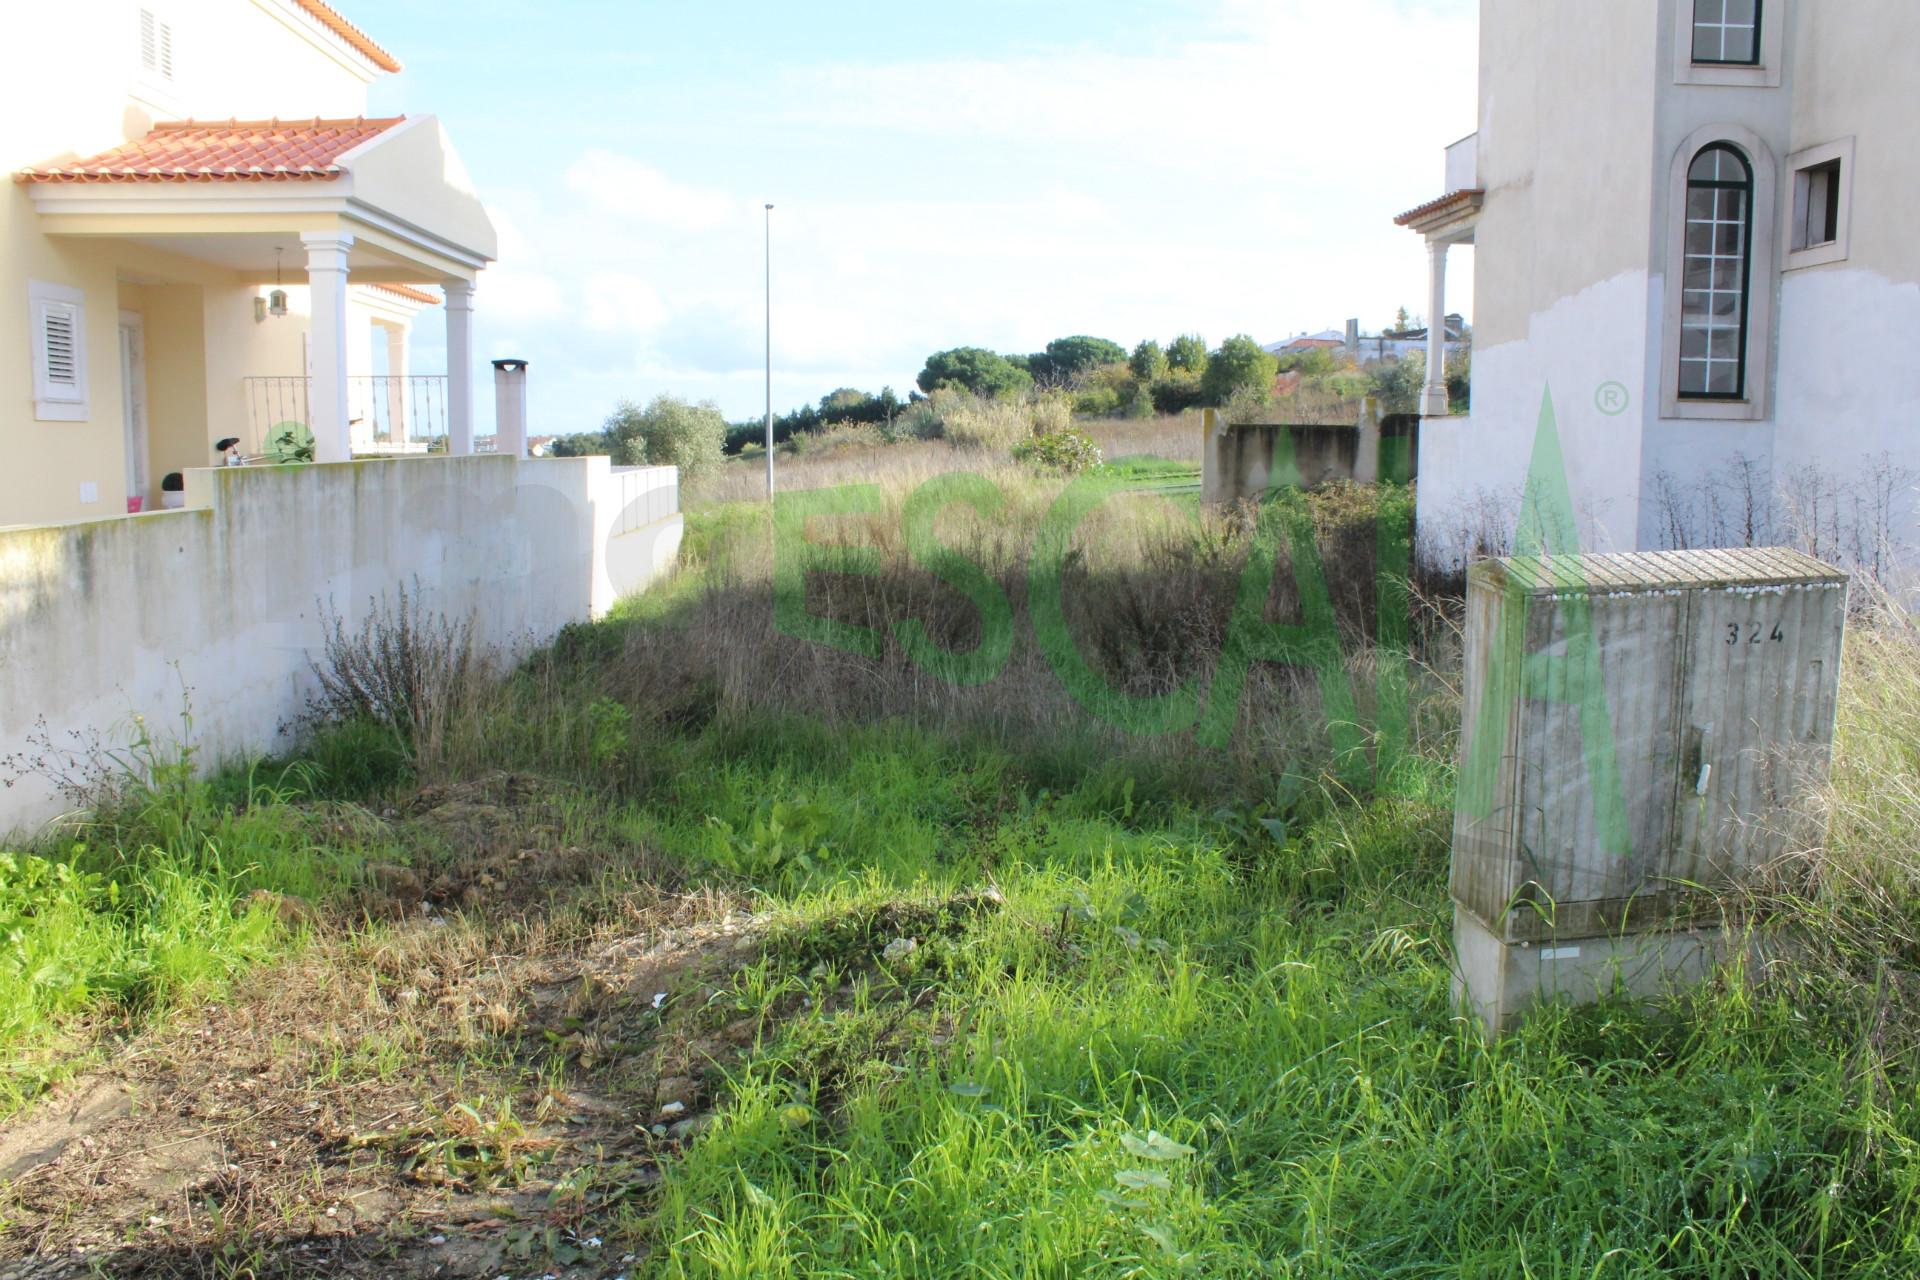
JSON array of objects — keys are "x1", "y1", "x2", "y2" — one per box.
[
  {"x1": 564, "y1": 153, "x2": 738, "y2": 230},
  {"x1": 460, "y1": 0, "x2": 1480, "y2": 425}
]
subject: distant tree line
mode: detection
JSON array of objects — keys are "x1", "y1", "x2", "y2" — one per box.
[{"x1": 549, "y1": 318, "x2": 1468, "y2": 468}]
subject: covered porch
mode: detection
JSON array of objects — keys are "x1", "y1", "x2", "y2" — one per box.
[
  {"x1": 1395, "y1": 133, "x2": 1482, "y2": 418},
  {"x1": 18, "y1": 116, "x2": 497, "y2": 490}
]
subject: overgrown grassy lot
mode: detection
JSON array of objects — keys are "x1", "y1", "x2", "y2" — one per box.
[{"x1": 4, "y1": 446, "x2": 1920, "y2": 1277}]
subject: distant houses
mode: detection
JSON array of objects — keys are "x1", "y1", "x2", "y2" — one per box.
[{"x1": 1265, "y1": 316, "x2": 1470, "y2": 365}]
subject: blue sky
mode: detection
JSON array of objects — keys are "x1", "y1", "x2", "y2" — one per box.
[{"x1": 365, "y1": 0, "x2": 1478, "y2": 432}]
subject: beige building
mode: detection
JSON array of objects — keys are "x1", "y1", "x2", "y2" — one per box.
[
  {"x1": 3, "y1": 0, "x2": 497, "y2": 526},
  {"x1": 1401, "y1": 0, "x2": 1919, "y2": 569}
]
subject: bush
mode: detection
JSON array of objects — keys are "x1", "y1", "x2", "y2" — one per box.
[
  {"x1": 1149, "y1": 372, "x2": 1208, "y2": 415},
  {"x1": 1202, "y1": 334, "x2": 1280, "y2": 408},
  {"x1": 1011, "y1": 428, "x2": 1103, "y2": 475},
  {"x1": 605, "y1": 395, "x2": 727, "y2": 479},
  {"x1": 891, "y1": 396, "x2": 948, "y2": 442},
  {"x1": 1029, "y1": 336, "x2": 1128, "y2": 385},
  {"x1": 1125, "y1": 381, "x2": 1156, "y2": 418},
  {"x1": 1167, "y1": 333, "x2": 1208, "y2": 373},
  {"x1": 916, "y1": 348, "x2": 1034, "y2": 400},
  {"x1": 942, "y1": 394, "x2": 1033, "y2": 451},
  {"x1": 1074, "y1": 384, "x2": 1125, "y2": 416},
  {"x1": 1369, "y1": 355, "x2": 1426, "y2": 414},
  {"x1": 1129, "y1": 339, "x2": 1169, "y2": 381},
  {"x1": 548, "y1": 431, "x2": 611, "y2": 458},
  {"x1": 306, "y1": 585, "x2": 482, "y2": 773},
  {"x1": 1030, "y1": 391, "x2": 1073, "y2": 435}
]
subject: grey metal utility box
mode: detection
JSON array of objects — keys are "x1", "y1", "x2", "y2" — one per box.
[{"x1": 1450, "y1": 548, "x2": 1847, "y2": 1029}]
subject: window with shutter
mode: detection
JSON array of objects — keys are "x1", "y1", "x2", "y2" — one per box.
[{"x1": 28, "y1": 281, "x2": 89, "y2": 422}]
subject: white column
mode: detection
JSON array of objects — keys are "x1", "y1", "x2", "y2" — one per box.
[
  {"x1": 383, "y1": 324, "x2": 408, "y2": 446},
  {"x1": 492, "y1": 358, "x2": 528, "y2": 458},
  {"x1": 300, "y1": 232, "x2": 354, "y2": 462},
  {"x1": 444, "y1": 278, "x2": 475, "y2": 455},
  {"x1": 1420, "y1": 239, "x2": 1451, "y2": 417}
]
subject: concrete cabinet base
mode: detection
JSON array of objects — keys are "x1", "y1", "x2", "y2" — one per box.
[{"x1": 1452, "y1": 906, "x2": 1722, "y2": 1033}]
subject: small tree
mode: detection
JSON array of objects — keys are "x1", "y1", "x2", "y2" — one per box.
[
  {"x1": 1129, "y1": 339, "x2": 1169, "y2": 381},
  {"x1": 1167, "y1": 333, "x2": 1209, "y2": 373},
  {"x1": 916, "y1": 347, "x2": 1034, "y2": 399},
  {"x1": 1201, "y1": 334, "x2": 1279, "y2": 408},
  {"x1": 603, "y1": 394, "x2": 726, "y2": 479},
  {"x1": 1368, "y1": 353, "x2": 1425, "y2": 413}
]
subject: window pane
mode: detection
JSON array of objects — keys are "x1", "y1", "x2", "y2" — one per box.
[
  {"x1": 1680, "y1": 144, "x2": 1751, "y2": 399},
  {"x1": 1693, "y1": 0, "x2": 1761, "y2": 65}
]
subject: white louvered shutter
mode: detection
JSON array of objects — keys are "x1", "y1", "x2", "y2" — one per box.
[
  {"x1": 141, "y1": 9, "x2": 174, "y2": 80},
  {"x1": 30, "y1": 285, "x2": 88, "y2": 420}
]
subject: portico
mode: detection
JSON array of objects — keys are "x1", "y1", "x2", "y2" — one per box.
[{"x1": 17, "y1": 115, "x2": 496, "y2": 468}]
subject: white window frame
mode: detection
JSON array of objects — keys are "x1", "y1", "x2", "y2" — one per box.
[
  {"x1": 1673, "y1": 0, "x2": 1785, "y2": 88},
  {"x1": 1783, "y1": 137, "x2": 1855, "y2": 271},
  {"x1": 1660, "y1": 126, "x2": 1778, "y2": 422},
  {"x1": 28, "y1": 280, "x2": 89, "y2": 423}
]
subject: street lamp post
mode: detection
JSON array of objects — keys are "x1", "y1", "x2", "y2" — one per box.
[{"x1": 764, "y1": 202, "x2": 774, "y2": 500}]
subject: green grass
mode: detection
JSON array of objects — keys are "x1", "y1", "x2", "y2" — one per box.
[
  {"x1": 9, "y1": 470, "x2": 1920, "y2": 1275},
  {"x1": 0, "y1": 746, "x2": 392, "y2": 1111},
  {"x1": 612, "y1": 717, "x2": 1920, "y2": 1279}
]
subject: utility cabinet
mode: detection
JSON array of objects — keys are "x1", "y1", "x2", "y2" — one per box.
[{"x1": 1450, "y1": 548, "x2": 1847, "y2": 1030}]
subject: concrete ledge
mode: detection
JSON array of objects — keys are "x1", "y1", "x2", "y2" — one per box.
[{"x1": 1453, "y1": 904, "x2": 1722, "y2": 1034}]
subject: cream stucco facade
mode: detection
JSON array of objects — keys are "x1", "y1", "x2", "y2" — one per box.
[
  {"x1": 2, "y1": 0, "x2": 497, "y2": 527},
  {"x1": 1407, "y1": 0, "x2": 1920, "y2": 571}
]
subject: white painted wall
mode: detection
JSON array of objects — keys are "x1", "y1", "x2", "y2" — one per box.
[
  {"x1": 1421, "y1": 0, "x2": 1920, "y2": 569},
  {"x1": 0, "y1": 455, "x2": 682, "y2": 835}
]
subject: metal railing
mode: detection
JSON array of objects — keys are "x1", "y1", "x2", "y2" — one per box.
[{"x1": 241, "y1": 375, "x2": 449, "y2": 458}]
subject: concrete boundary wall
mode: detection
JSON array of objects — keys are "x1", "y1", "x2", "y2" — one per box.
[
  {"x1": 1200, "y1": 401, "x2": 1419, "y2": 507},
  {"x1": 0, "y1": 453, "x2": 682, "y2": 834}
]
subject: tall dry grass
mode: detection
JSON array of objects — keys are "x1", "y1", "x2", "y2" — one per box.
[
  {"x1": 1759, "y1": 587, "x2": 1920, "y2": 989},
  {"x1": 597, "y1": 476, "x2": 1452, "y2": 803},
  {"x1": 688, "y1": 413, "x2": 1203, "y2": 508}
]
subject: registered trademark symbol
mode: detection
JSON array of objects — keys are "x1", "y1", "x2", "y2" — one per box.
[{"x1": 1595, "y1": 381, "x2": 1630, "y2": 416}]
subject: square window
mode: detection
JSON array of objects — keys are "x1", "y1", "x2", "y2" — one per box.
[
  {"x1": 1793, "y1": 158, "x2": 1842, "y2": 251},
  {"x1": 1693, "y1": 0, "x2": 1761, "y2": 66},
  {"x1": 1785, "y1": 140, "x2": 1855, "y2": 270}
]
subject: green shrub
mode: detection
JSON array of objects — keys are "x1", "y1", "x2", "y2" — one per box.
[
  {"x1": 1129, "y1": 339, "x2": 1169, "y2": 381},
  {"x1": 1167, "y1": 333, "x2": 1209, "y2": 373},
  {"x1": 1012, "y1": 428, "x2": 1103, "y2": 475},
  {"x1": 916, "y1": 348, "x2": 1033, "y2": 400},
  {"x1": 1149, "y1": 372, "x2": 1207, "y2": 415},
  {"x1": 1126, "y1": 380, "x2": 1156, "y2": 418},
  {"x1": 1074, "y1": 384, "x2": 1124, "y2": 416},
  {"x1": 604, "y1": 394, "x2": 727, "y2": 479},
  {"x1": 1369, "y1": 354, "x2": 1426, "y2": 414},
  {"x1": 1202, "y1": 334, "x2": 1280, "y2": 407}
]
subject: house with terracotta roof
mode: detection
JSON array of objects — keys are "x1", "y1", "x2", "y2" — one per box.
[{"x1": 3, "y1": 0, "x2": 497, "y2": 524}]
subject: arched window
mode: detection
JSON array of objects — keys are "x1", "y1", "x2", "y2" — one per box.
[{"x1": 1679, "y1": 144, "x2": 1754, "y2": 399}]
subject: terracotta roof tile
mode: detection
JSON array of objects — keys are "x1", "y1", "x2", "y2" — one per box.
[
  {"x1": 15, "y1": 117, "x2": 405, "y2": 183},
  {"x1": 1394, "y1": 188, "x2": 1485, "y2": 228},
  {"x1": 293, "y1": 1, "x2": 402, "y2": 73},
  {"x1": 371, "y1": 283, "x2": 441, "y2": 305}
]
